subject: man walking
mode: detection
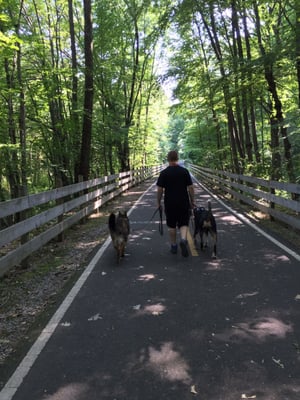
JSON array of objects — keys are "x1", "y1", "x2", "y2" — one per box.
[{"x1": 157, "y1": 150, "x2": 195, "y2": 257}]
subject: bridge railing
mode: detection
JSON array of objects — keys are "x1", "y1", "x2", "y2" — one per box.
[
  {"x1": 188, "y1": 163, "x2": 300, "y2": 232},
  {"x1": 0, "y1": 165, "x2": 163, "y2": 277}
]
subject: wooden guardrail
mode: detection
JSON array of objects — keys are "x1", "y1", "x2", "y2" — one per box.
[
  {"x1": 0, "y1": 165, "x2": 163, "y2": 277},
  {"x1": 188, "y1": 164, "x2": 300, "y2": 232}
]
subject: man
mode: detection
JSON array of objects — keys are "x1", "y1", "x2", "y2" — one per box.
[{"x1": 157, "y1": 150, "x2": 195, "y2": 257}]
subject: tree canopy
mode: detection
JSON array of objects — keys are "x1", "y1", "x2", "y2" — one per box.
[{"x1": 0, "y1": 0, "x2": 299, "y2": 200}]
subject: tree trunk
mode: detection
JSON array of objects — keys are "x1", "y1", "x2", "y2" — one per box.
[
  {"x1": 68, "y1": 0, "x2": 80, "y2": 182},
  {"x1": 4, "y1": 59, "x2": 20, "y2": 200},
  {"x1": 242, "y1": 4, "x2": 260, "y2": 163},
  {"x1": 254, "y1": 1, "x2": 295, "y2": 183},
  {"x1": 205, "y1": 3, "x2": 240, "y2": 172},
  {"x1": 296, "y1": 1, "x2": 300, "y2": 108},
  {"x1": 232, "y1": 0, "x2": 252, "y2": 162},
  {"x1": 78, "y1": 0, "x2": 94, "y2": 181}
]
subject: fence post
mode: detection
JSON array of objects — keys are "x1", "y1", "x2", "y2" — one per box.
[
  {"x1": 20, "y1": 192, "x2": 30, "y2": 269},
  {"x1": 55, "y1": 176, "x2": 64, "y2": 242}
]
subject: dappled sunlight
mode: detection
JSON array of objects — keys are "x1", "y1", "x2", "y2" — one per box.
[
  {"x1": 215, "y1": 316, "x2": 293, "y2": 344},
  {"x1": 124, "y1": 190, "x2": 144, "y2": 196},
  {"x1": 130, "y1": 199, "x2": 152, "y2": 208},
  {"x1": 219, "y1": 215, "x2": 243, "y2": 225},
  {"x1": 137, "y1": 273, "x2": 156, "y2": 281},
  {"x1": 264, "y1": 253, "x2": 291, "y2": 263},
  {"x1": 88, "y1": 212, "x2": 103, "y2": 219},
  {"x1": 43, "y1": 382, "x2": 89, "y2": 400},
  {"x1": 129, "y1": 231, "x2": 145, "y2": 240},
  {"x1": 204, "y1": 258, "x2": 222, "y2": 271},
  {"x1": 144, "y1": 303, "x2": 166, "y2": 315},
  {"x1": 75, "y1": 240, "x2": 99, "y2": 250},
  {"x1": 203, "y1": 257, "x2": 235, "y2": 272},
  {"x1": 146, "y1": 342, "x2": 192, "y2": 384},
  {"x1": 132, "y1": 302, "x2": 166, "y2": 317}
]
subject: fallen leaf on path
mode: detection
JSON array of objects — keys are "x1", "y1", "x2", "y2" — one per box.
[
  {"x1": 241, "y1": 395, "x2": 256, "y2": 399},
  {"x1": 88, "y1": 313, "x2": 103, "y2": 321},
  {"x1": 61, "y1": 322, "x2": 71, "y2": 327},
  {"x1": 272, "y1": 357, "x2": 284, "y2": 368},
  {"x1": 133, "y1": 304, "x2": 141, "y2": 310},
  {"x1": 293, "y1": 342, "x2": 300, "y2": 353},
  {"x1": 294, "y1": 294, "x2": 300, "y2": 300},
  {"x1": 190, "y1": 385, "x2": 198, "y2": 394},
  {"x1": 236, "y1": 292, "x2": 259, "y2": 299}
]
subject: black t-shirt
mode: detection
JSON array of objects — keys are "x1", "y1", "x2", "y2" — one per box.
[{"x1": 157, "y1": 165, "x2": 192, "y2": 209}]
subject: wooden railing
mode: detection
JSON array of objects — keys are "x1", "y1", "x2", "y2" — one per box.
[
  {"x1": 188, "y1": 164, "x2": 300, "y2": 231},
  {"x1": 0, "y1": 165, "x2": 163, "y2": 277}
]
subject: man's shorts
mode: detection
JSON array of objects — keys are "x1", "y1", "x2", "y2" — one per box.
[{"x1": 165, "y1": 206, "x2": 190, "y2": 229}]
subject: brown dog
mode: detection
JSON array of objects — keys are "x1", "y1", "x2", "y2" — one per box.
[{"x1": 108, "y1": 211, "x2": 130, "y2": 263}]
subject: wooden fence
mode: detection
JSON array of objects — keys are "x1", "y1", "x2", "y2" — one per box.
[
  {"x1": 0, "y1": 166, "x2": 163, "y2": 277},
  {"x1": 188, "y1": 164, "x2": 300, "y2": 232}
]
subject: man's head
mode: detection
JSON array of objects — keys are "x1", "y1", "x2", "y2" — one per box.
[{"x1": 167, "y1": 150, "x2": 179, "y2": 163}]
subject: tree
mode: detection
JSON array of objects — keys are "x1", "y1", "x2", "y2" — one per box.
[
  {"x1": 253, "y1": 1, "x2": 295, "y2": 183},
  {"x1": 167, "y1": 0, "x2": 299, "y2": 181},
  {"x1": 77, "y1": 0, "x2": 94, "y2": 181}
]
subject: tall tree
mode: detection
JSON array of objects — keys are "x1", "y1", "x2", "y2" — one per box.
[
  {"x1": 296, "y1": 0, "x2": 300, "y2": 108},
  {"x1": 253, "y1": 1, "x2": 295, "y2": 183},
  {"x1": 68, "y1": 0, "x2": 80, "y2": 180},
  {"x1": 77, "y1": 0, "x2": 94, "y2": 181}
]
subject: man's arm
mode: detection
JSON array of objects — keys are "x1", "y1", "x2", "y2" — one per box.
[
  {"x1": 188, "y1": 184, "x2": 195, "y2": 208},
  {"x1": 157, "y1": 186, "x2": 163, "y2": 209}
]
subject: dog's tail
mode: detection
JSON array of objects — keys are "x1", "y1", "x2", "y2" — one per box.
[
  {"x1": 108, "y1": 213, "x2": 116, "y2": 232},
  {"x1": 208, "y1": 200, "x2": 212, "y2": 211}
]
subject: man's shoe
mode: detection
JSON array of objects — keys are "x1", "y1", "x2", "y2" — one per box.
[
  {"x1": 180, "y1": 239, "x2": 189, "y2": 257},
  {"x1": 170, "y1": 244, "x2": 178, "y2": 254}
]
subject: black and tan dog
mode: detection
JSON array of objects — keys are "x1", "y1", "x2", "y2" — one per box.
[
  {"x1": 108, "y1": 211, "x2": 130, "y2": 263},
  {"x1": 193, "y1": 201, "x2": 217, "y2": 258}
]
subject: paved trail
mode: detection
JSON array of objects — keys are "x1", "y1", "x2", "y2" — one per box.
[{"x1": 1, "y1": 178, "x2": 300, "y2": 400}]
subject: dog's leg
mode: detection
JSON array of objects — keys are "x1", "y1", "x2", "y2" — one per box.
[
  {"x1": 117, "y1": 247, "x2": 122, "y2": 263},
  {"x1": 204, "y1": 230, "x2": 209, "y2": 248},
  {"x1": 121, "y1": 242, "x2": 125, "y2": 258},
  {"x1": 200, "y1": 231, "x2": 204, "y2": 250},
  {"x1": 211, "y1": 232, "x2": 217, "y2": 259},
  {"x1": 193, "y1": 223, "x2": 198, "y2": 240}
]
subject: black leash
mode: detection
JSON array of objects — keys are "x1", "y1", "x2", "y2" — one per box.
[{"x1": 149, "y1": 206, "x2": 164, "y2": 235}]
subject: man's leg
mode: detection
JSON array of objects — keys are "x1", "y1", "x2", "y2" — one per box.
[
  {"x1": 168, "y1": 227, "x2": 177, "y2": 254},
  {"x1": 178, "y1": 209, "x2": 190, "y2": 257},
  {"x1": 179, "y1": 225, "x2": 188, "y2": 241},
  {"x1": 169, "y1": 227, "x2": 177, "y2": 245},
  {"x1": 165, "y1": 208, "x2": 178, "y2": 254}
]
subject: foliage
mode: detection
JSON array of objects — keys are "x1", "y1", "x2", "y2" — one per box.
[
  {"x1": 168, "y1": 0, "x2": 300, "y2": 183},
  {"x1": 0, "y1": 0, "x2": 299, "y2": 200}
]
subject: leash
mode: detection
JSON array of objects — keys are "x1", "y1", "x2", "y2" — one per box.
[
  {"x1": 149, "y1": 206, "x2": 164, "y2": 235},
  {"x1": 189, "y1": 207, "x2": 195, "y2": 233}
]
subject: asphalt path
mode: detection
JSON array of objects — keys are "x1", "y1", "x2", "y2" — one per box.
[{"x1": 1, "y1": 177, "x2": 300, "y2": 400}]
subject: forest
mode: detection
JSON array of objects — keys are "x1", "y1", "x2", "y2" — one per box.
[{"x1": 0, "y1": 0, "x2": 299, "y2": 201}]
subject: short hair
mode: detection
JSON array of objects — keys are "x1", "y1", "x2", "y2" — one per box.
[{"x1": 167, "y1": 150, "x2": 179, "y2": 162}]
